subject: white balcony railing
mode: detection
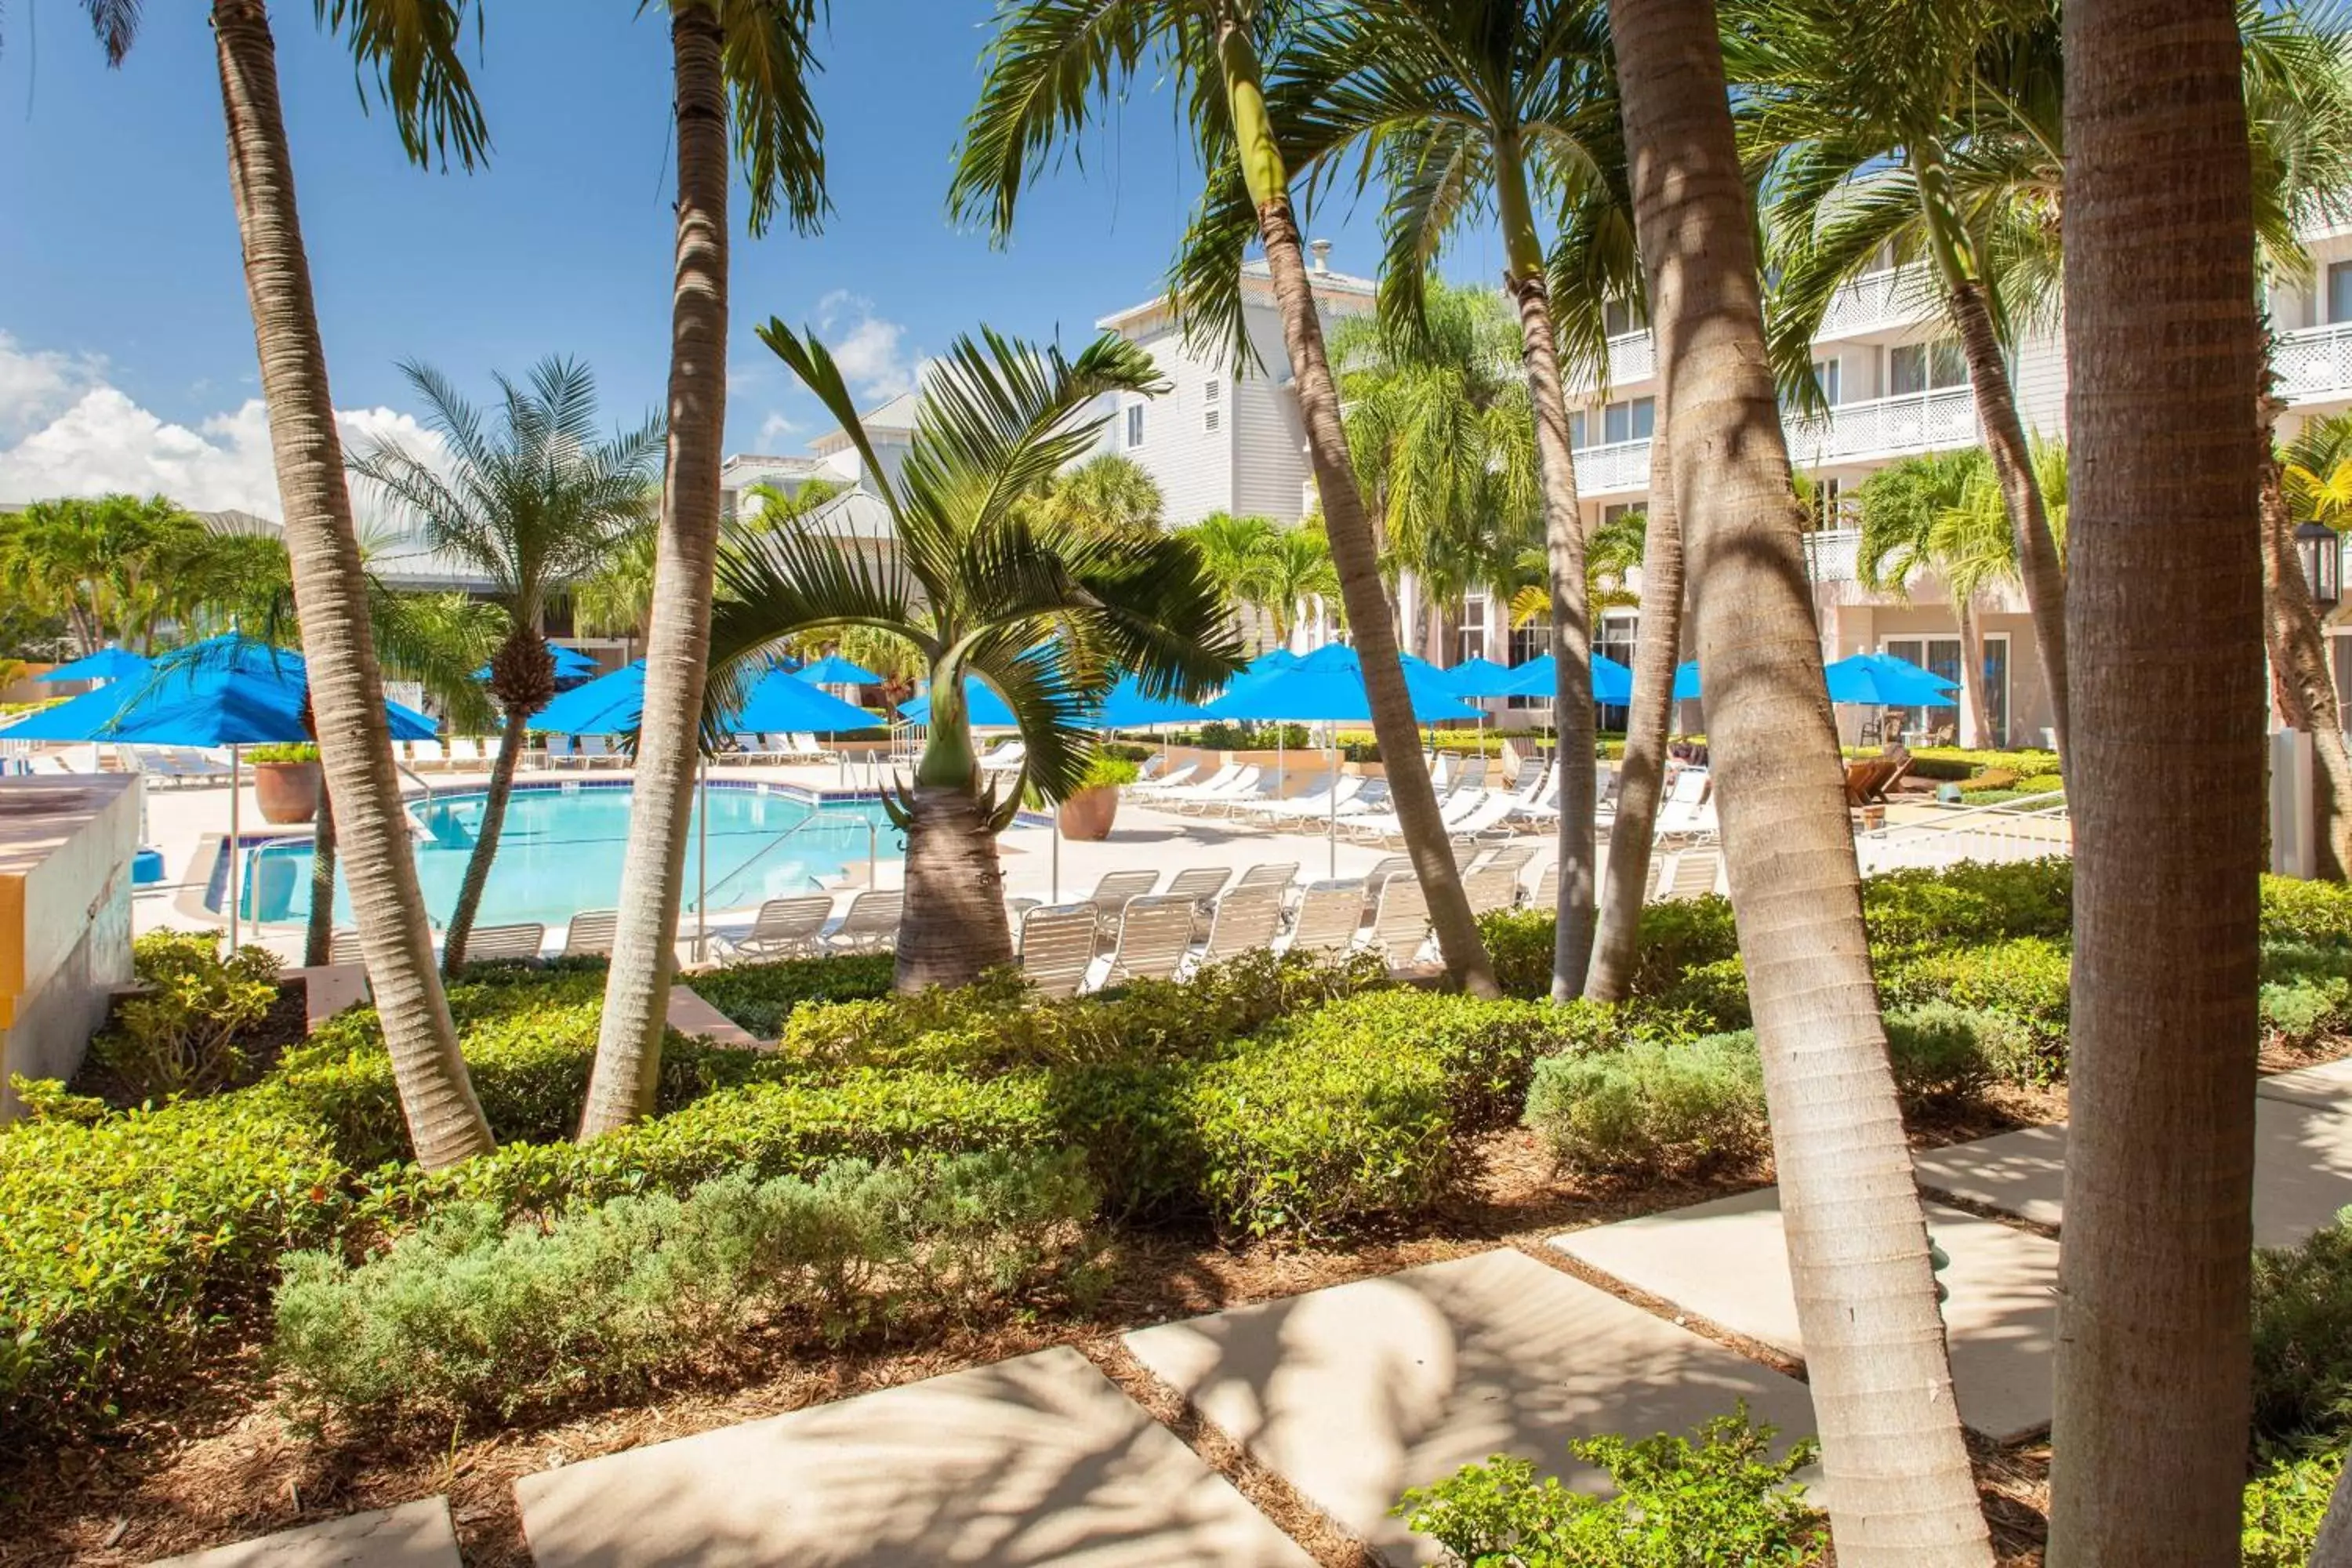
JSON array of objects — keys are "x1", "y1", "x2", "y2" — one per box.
[
  {"x1": 1573, "y1": 437, "x2": 1653, "y2": 495},
  {"x1": 1604, "y1": 330, "x2": 1655, "y2": 387},
  {"x1": 1789, "y1": 386, "x2": 1978, "y2": 464},
  {"x1": 1816, "y1": 264, "x2": 1942, "y2": 339},
  {"x1": 2278, "y1": 321, "x2": 2352, "y2": 404},
  {"x1": 1802, "y1": 527, "x2": 1862, "y2": 582}
]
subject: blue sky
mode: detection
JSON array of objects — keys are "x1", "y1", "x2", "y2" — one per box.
[{"x1": 0, "y1": 2, "x2": 1490, "y2": 514}]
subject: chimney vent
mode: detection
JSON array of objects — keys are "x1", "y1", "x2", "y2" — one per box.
[{"x1": 1309, "y1": 238, "x2": 1332, "y2": 274}]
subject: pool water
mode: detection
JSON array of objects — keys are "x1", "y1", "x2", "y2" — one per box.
[{"x1": 242, "y1": 783, "x2": 903, "y2": 930}]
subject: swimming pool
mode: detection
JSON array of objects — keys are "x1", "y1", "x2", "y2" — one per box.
[{"x1": 240, "y1": 782, "x2": 904, "y2": 930}]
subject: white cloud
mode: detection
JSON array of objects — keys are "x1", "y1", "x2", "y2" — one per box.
[
  {"x1": 0, "y1": 334, "x2": 445, "y2": 523},
  {"x1": 756, "y1": 410, "x2": 800, "y2": 446},
  {"x1": 814, "y1": 290, "x2": 916, "y2": 403}
]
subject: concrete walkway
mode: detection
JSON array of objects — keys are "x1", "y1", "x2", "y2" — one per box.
[{"x1": 172, "y1": 1061, "x2": 2352, "y2": 1566}]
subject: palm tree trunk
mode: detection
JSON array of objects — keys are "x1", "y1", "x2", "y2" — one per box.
[
  {"x1": 2314, "y1": 1457, "x2": 2352, "y2": 1566},
  {"x1": 2260, "y1": 391, "x2": 2352, "y2": 878},
  {"x1": 303, "y1": 771, "x2": 337, "y2": 967},
  {"x1": 2048, "y1": 2, "x2": 2263, "y2": 1560},
  {"x1": 1610, "y1": 1, "x2": 1991, "y2": 1559},
  {"x1": 1498, "y1": 147, "x2": 1598, "y2": 1000},
  {"x1": 1954, "y1": 593, "x2": 1990, "y2": 750},
  {"x1": 210, "y1": 0, "x2": 490, "y2": 1170},
  {"x1": 1947, "y1": 276, "x2": 2069, "y2": 763},
  {"x1": 581, "y1": 1, "x2": 731, "y2": 1138},
  {"x1": 1587, "y1": 413, "x2": 1679, "y2": 1002},
  {"x1": 895, "y1": 781, "x2": 1014, "y2": 992},
  {"x1": 1217, "y1": 20, "x2": 1497, "y2": 996},
  {"x1": 441, "y1": 699, "x2": 530, "y2": 972}
]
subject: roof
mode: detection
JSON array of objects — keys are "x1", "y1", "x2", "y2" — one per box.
[
  {"x1": 790, "y1": 485, "x2": 898, "y2": 542},
  {"x1": 1095, "y1": 256, "x2": 1378, "y2": 336},
  {"x1": 719, "y1": 453, "x2": 826, "y2": 487},
  {"x1": 808, "y1": 391, "x2": 922, "y2": 456},
  {"x1": 365, "y1": 536, "x2": 498, "y2": 593}
]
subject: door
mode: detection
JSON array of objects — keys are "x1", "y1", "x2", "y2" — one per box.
[{"x1": 1883, "y1": 636, "x2": 1967, "y2": 742}]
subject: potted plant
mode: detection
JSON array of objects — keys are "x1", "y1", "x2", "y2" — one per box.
[
  {"x1": 1055, "y1": 753, "x2": 1139, "y2": 841},
  {"x1": 246, "y1": 742, "x2": 323, "y2": 825}
]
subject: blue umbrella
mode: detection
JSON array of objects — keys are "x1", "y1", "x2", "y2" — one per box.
[
  {"x1": 1824, "y1": 652, "x2": 1960, "y2": 707},
  {"x1": 1436, "y1": 656, "x2": 1519, "y2": 699},
  {"x1": 1672, "y1": 661, "x2": 1702, "y2": 702},
  {"x1": 530, "y1": 661, "x2": 649, "y2": 735},
  {"x1": 730, "y1": 666, "x2": 875, "y2": 733},
  {"x1": 472, "y1": 643, "x2": 599, "y2": 688},
  {"x1": 38, "y1": 647, "x2": 151, "y2": 684},
  {"x1": 8, "y1": 635, "x2": 434, "y2": 744},
  {"x1": 1207, "y1": 643, "x2": 1480, "y2": 724},
  {"x1": 895, "y1": 671, "x2": 1207, "y2": 730},
  {"x1": 794, "y1": 654, "x2": 882, "y2": 686},
  {"x1": 1494, "y1": 652, "x2": 1635, "y2": 706},
  {"x1": 895, "y1": 677, "x2": 1018, "y2": 729}
]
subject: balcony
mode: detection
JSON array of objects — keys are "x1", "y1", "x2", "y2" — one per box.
[
  {"x1": 1815, "y1": 264, "x2": 1942, "y2": 339},
  {"x1": 1573, "y1": 437, "x2": 1653, "y2": 496},
  {"x1": 1802, "y1": 527, "x2": 1862, "y2": 583},
  {"x1": 2277, "y1": 321, "x2": 2352, "y2": 405},
  {"x1": 1788, "y1": 387, "x2": 1979, "y2": 464},
  {"x1": 1603, "y1": 330, "x2": 1655, "y2": 388}
]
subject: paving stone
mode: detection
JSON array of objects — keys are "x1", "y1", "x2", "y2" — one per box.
[
  {"x1": 2259, "y1": 1056, "x2": 2352, "y2": 1112},
  {"x1": 1914, "y1": 1099, "x2": 2352, "y2": 1247},
  {"x1": 149, "y1": 1500, "x2": 459, "y2": 1568},
  {"x1": 1550, "y1": 1192, "x2": 2057, "y2": 1443},
  {"x1": 1121, "y1": 1249, "x2": 1816, "y2": 1564},
  {"x1": 665, "y1": 982, "x2": 763, "y2": 1048},
  {"x1": 515, "y1": 1345, "x2": 1311, "y2": 1566}
]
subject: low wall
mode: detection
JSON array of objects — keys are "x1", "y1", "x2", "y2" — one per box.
[{"x1": 0, "y1": 774, "x2": 139, "y2": 1120}]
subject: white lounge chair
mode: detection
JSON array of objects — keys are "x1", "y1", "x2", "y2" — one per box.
[
  {"x1": 577, "y1": 735, "x2": 625, "y2": 769},
  {"x1": 448, "y1": 736, "x2": 483, "y2": 768},
  {"x1": 1018, "y1": 902, "x2": 1098, "y2": 998},
  {"x1": 1283, "y1": 878, "x2": 1367, "y2": 956},
  {"x1": 717, "y1": 893, "x2": 834, "y2": 960},
  {"x1": 1173, "y1": 764, "x2": 1262, "y2": 815},
  {"x1": 545, "y1": 734, "x2": 579, "y2": 768},
  {"x1": 1142, "y1": 761, "x2": 1232, "y2": 803},
  {"x1": 1248, "y1": 774, "x2": 1361, "y2": 824},
  {"x1": 1527, "y1": 862, "x2": 1559, "y2": 911},
  {"x1": 1129, "y1": 760, "x2": 1200, "y2": 796},
  {"x1": 1081, "y1": 869, "x2": 1160, "y2": 943},
  {"x1": 1087, "y1": 894, "x2": 1197, "y2": 989},
  {"x1": 976, "y1": 739, "x2": 1026, "y2": 772},
  {"x1": 411, "y1": 739, "x2": 448, "y2": 771},
  {"x1": 789, "y1": 732, "x2": 840, "y2": 763},
  {"x1": 1364, "y1": 877, "x2": 1433, "y2": 967},
  {"x1": 1463, "y1": 862, "x2": 1520, "y2": 916},
  {"x1": 465, "y1": 923, "x2": 546, "y2": 962},
  {"x1": 562, "y1": 909, "x2": 619, "y2": 956},
  {"x1": 329, "y1": 927, "x2": 365, "y2": 964},
  {"x1": 1233, "y1": 861, "x2": 1299, "y2": 893},
  {"x1": 825, "y1": 889, "x2": 902, "y2": 951},
  {"x1": 1656, "y1": 844, "x2": 1723, "y2": 902},
  {"x1": 1653, "y1": 768, "x2": 1715, "y2": 840},
  {"x1": 1190, "y1": 881, "x2": 1287, "y2": 971}
]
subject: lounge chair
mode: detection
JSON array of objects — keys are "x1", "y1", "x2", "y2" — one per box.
[
  {"x1": 1283, "y1": 878, "x2": 1369, "y2": 956},
  {"x1": 24, "y1": 753, "x2": 73, "y2": 776},
  {"x1": 1081, "y1": 869, "x2": 1161, "y2": 944},
  {"x1": 1172, "y1": 765, "x2": 1263, "y2": 814},
  {"x1": 1200, "y1": 768, "x2": 1294, "y2": 818},
  {"x1": 1655, "y1": 844, "x2": 1722, "y2": 902},
  {"x1": 1361, "y1": 854, "x2": 1415, "y2": 903},
  {"x1": 731, "y1": 733, "x2": 779, "y2": 763},
  {"x1": 1653, "y1": 769, "x2": 1717, "y2": 841},
  {"x1": 578, "y1": 735, "x2": 625, "y2": 769},
  {"x1": 1363, "y1": 876, "x2": 1433, "y2": 967},
  {"x1": 545, "y1": 734, "x2": 579, "y2": 768},
  {"x1": 717, "y1": 893, "x2": 834, "y2": 960},
  {"x1": 562, "y1": 909, "x2": 619, "y2": 956},
  {"x1": 1526, "y1": 862, "x2": 1558, "y2": 911},
  {"x1": 1463, "y1": 862, "x2": 1520, "y2": 917},
  {"x1": 448, "y1": 736, "x2": 483, "y2": 768},
  {"x1": 1087, "y1": 894, "x2": 1197, "y2": 989},
  {"x1": 411, "y1": 739, "x2": 448, "y2": 771},
  {"x1": 466, "y1": 923, "x2": 546, "y2": 962},
  {"x1": 1163, "y1": 866, "x2": 1232, "y2": 936},
  {"x1": 329, "y1": 927, "x2": 365, "y2": 964},
  {"x1": 1131, "y1": 753, "x2": 1175, "y2": 786},
  {"x1": 1130, "y1": 760, "x2": 1201, "y2": 797},
  {"x1": 826, "y1": 889, "x2": 903, "y2": 951},
  {"x1": 1233, "y1": 861, "x2": 1299, "y2": 893},
  {"x1": 788, "y1": 732, "x2": 840, "y2": 764},
  {"x1": 1440, "y1": 791, "x2": 1525, "y2": 844},
  {"x1": 1018, "y1": 902, "x2": 1098, "y2": 998},
  {"x1": 1469, "y1": 843, "x2": 1537, "y2": 880},
  {"x1": 976, "y1": 739, "x2": 1026, "y2": 772},
  {"x1": 1190, "y1": 881, "x2": 1287, "y2": 971},
  {"x1": 1142, "y1": 761, "x2": 1235, "y2": 804}
]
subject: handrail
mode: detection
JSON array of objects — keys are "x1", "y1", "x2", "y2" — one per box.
[
  {"x1": 1856, "y1": 788, "x2": 2067, "y2": 840},
  {"x1": 697, "y1": 808, "x2": 879, "y2": 911},
  {"x1": 398, "y1": 762, "x2": 435, "y2": 803}
]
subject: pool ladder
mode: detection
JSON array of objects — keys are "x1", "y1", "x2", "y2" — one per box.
[{"x1": 694, "y1": 812, "x2": 882, "y2": 913}]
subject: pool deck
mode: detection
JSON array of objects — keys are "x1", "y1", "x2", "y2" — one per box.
[{"x1": 132, "y1": 762, "x2": 1453, "y2": 965}]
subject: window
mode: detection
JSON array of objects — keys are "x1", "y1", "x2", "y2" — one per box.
[
  {"x1": 1203, "y1": 406, "x2": 1221, "y2": 434},
  {"x1": 1813, "y1": 356, "x2": 1842, "y2": 406},
  {"x1": 1570, "y1": 410, "x2": 1588, "y2": 450},
  {"x1": 1889, "y1": 339, "x2": 1966, "y2": 395},
  {"x1": 2330, "y1": 262, "x2": 2352, "y2": 325},
  {"x1": 1505, "y1": 617, "x2": 1551, "y2": 709},
  {"x1": 1602, "y1": 298, "x2": 1648, "y2": 338},
  {"x1": 1602, "y1": 502, "x2": 1643, "y2": 528},
  {"x1": 1595, "y1": 611, "x2": 1639, "y2": 725},
  {"x1": 1459, "y1": 594, "x2": 1489, "y2": 664},
  {"x1": 1125, "y1": 405, "x2": 1145, "y2": 448},
  {"x1": 1803, "y1": 475, "x2": 1846, "y2": 530},
  {"x1": 1601, "y1": 396, "x2": 1655, "y2": 446}
]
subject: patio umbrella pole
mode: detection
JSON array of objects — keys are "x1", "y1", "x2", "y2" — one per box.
[
  {"x1": 695, "y1": 755, "x2": 707, "y2": 964},
  {"x1": 227, "y1": 745, "x2": 241, "y2": 950},
  {"x1": 1327, "y1": 737, "x2": 1338, "y2": 880}
]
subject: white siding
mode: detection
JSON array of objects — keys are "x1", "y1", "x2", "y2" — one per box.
[
  {"x1": 2009, "y1": 328, "x2": 2067, "y2": 439},
  {"x1": 1233, "y1": 308, "x2": 1306, "y2": 521},
  {"x1": 1120, "y1": 325, "x2": 1233, "y2": 525}
]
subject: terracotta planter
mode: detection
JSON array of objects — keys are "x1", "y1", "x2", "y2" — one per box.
[
  {"x1": 1057, "y1": 784, "x2": 1120, "y2": 842},
  {"x1": 252, "y1": 760, "x2": 321, "y2": 825}
]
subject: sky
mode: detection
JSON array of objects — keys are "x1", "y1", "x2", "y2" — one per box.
[{"x1": 0, "y1": 2, "x2": 1493, "y2": 519}]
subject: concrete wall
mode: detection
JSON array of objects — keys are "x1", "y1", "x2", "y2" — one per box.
[{"x1": 0, "y1": 774, "x2": 140, "y2": 1120}]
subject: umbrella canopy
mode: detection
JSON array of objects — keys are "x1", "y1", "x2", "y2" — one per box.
[
  {"x1": 38, "y1": 648, "x2": 151, "y2": 684},
  {"x1": 895, "y1": 671, "x2": 1207, "y2": 730},
  {"x1": 1672, "y1": 661, "x2": 1703, "y2": 702},
  {"x1": 895, "y1": 676, "x2": 1017, "y2": 728},
  {"x1": 793, "y1": 654, "x2": 881, "y2": 686},
  {"x1": 1824, "y1": 652, "x2": 1960, "y2": 707},
  {"x1": 730, "y1": 666, "x2": 874, "y2": 732},
  {"x1": 1436, "y1": 656, "x2": 1519, "y2": 698},
  {"x1": 1494, "y1": 652, "x2": 1635, "y2": 706},
  {"x1": 8, "y1": 635, "x2": 435, "y2": 744},
  {"x1": 472, "y1": 643, "x2": 601, "y2": 688},
  {"x1": 530, "y1": 661, "x2": 648, "y2": 735},
  {"x1": 1205, "y1": 643, "x2": 1481, "y2": 723}
]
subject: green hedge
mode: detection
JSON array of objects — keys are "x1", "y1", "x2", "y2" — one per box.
[
  {"x1": 1904, "y1": 746, "x2": 2064, "y2": 782},
  {"x1": 683, "y1": 951, "x2": 895, "y2": 1037}
]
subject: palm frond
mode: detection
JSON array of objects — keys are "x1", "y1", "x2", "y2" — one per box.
[
  {"x1": 314, "y1": 0, "x2": 491, "y2": 172},
  {"x1": 723, "y1": 0, "x2": 830, "y2": 237}
]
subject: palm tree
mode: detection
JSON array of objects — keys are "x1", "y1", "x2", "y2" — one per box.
[
  {"x1": 581, "y1": 0, "x2": 829, "y2": 1142},
  {"x1": 1610, "y1": 0, "x2": 1992, "y2": 1558},
  {"x1": 953, "y1": 0, "x2": 1501, "y2": 997},
  {"x1": 1033, "y1": 452, "x2": 1166, "y2": 538},
  {"x1": 738, "y1": 474, "x2": 845, "y2": 530},
  {"x1": 2277, "y1": 408, "x2": 2352, "y2": 875},
  {"x1": 1853, "y1": 448, "x2": 1997, "y2": 745},
  {"x1": 709, "y1": 323, "x2": 1239, "y2": 998},
  {"x1": 1731, "y1": 0, "x2": 2074, "y2": 767},
  {"x1": 1247, "y1": 521, "x2": 1341, "y2": 648},
  {"x1": 1254, "y1": 0, "x2": 1635, "y2": 995},
  {"x1": 349, "y1": 357, "x2": 662, "y2": 971},
  {"x1": 2048, "y1": 2, "x2": 2264, "y2": 1559},
  {"x1": 1179, "y1": 510, "x2": 1282, "y2": 649}
]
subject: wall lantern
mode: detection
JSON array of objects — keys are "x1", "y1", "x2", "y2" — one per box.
[{"x1": 2297, "y1": 520, "x2": 2342, "y2": 612}]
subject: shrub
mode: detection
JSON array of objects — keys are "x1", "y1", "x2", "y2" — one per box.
[
  {"x1": 2263, "y1": 876, "x2": 2352, "y2": 946},
  {"x1": 0, "y1": 1085, "x2": 347, "y2": 1447},
  {"x1": 1395, "y1": 1407, "x2": 1824, "y2": 1566},
  {"x1": 1880, "y1": 1002, "x2": 2005, "y2": 1105},
  {"x1": 1478, "y1": 908, "x2": 1559, "y2": 1000},
  {"x1": 1860, "y1": 859, "x2": 2072, "y2": 959},
  {"x1": 684, "y1": 952, "x2": 895, "y2": 1037},
  {"x1": 2243, "y1": 1448, "x2": 2343, "y2": 1568},
  {"x1": 1907, "y1": 746, "x2": 2063, "y2": 782},
  {"x1": 88, "y1": 932, "x2": 283, "y2": 1100},
  {"x1": 244, "y1": 742, "x2": 321, "y2": 764},
  {"x1": 1523, "y1": 1032, "x2": 1766, "y2": 1177},
  {"x1": 1654, "y1": 956, "x2": 1752, "y2": 1033},
  {"x1": 1880, "y1": 936, "x2": 2072, "y2": 1083},
  {"x1": 274, "y1": 1151, "x2": 1102, "y2": 1428},
  {"x1": 2252, "y1": 1212, "x2": 2352, "y2": 1448},
  {"x1": 2259, "y1": 940, "x2": 2352, "y2": 1047}
]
